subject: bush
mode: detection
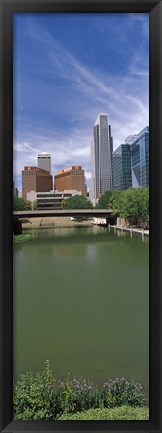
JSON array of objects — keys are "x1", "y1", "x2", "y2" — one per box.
[
  {"x1": 102, "y1": 377, "x2": 146, "y2": 408},
  {"x1": 13, "y1": 234, "x2": 32, "y2": 244},
  {"x1": 59, "y1": 405, "x2": 149, "y2": 420},
  {"x1": 56, "y1": 377, "x2": 102, "y2": 414},
  {"x1": 13, "y1": 362, "x2": 148, "y2": 420},
  {"x1": 13, "y1": 195, "x2": 32, "y2": 211},
  {"x1": 13, "y1": 360, "x2": 55, "y2": 420}
]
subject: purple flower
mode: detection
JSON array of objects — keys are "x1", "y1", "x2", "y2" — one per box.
[{"x1": 47, "y1": 383, "x2": 53, "y2": 389}]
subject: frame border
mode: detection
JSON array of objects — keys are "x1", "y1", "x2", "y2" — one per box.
[{"x1": 0, "y1": 1, "x2": 162, "y2": 432}]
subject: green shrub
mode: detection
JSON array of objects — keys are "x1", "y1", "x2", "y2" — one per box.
[
  {"x1": 13, "y1": 234, "x2": 32, "y2": 244},
  {"x1": 13, "y1": 195, "x2": 32, "y2": 211},
  {"x1": 13, "y1": 362, "x2": 148, "y2": 420},
  {"x1": 13, "y1": 360, "x2": 55, "y2": 420},
  {"x1": 102, "y1": 377, "x2": 146, "y2": 408},
  {"x1": 57, "y1": 377, "x2": 102, "y2": 414},
  {"x1": 59, "y1": 405, "x2": 149, "y2": 420}
]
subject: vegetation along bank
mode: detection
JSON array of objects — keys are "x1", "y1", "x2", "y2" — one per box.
[{"x1": 13, "y1": 361, "x2": 149, "y2": 420}]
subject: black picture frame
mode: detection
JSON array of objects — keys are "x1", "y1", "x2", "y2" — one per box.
[{"x1": 0, "y1": 0, "x2": 162, "y2": 432}]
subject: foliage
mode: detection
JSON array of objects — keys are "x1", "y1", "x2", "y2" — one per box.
[
  {"x1": 61, "y1": 198, "x2": 67, "y2": 209},
  {"x1": 96, "y1": 190, "x2": 113, "y2": 209},
  {"x1": 33, "y1": 200, "x2": 38, "y2": 210},
  {"x1": 110, "y1": 190, "x2": 123, "y2": 215},
  {"x1": 13, "y1": 360, "x2": 55, "y2": 420},
  {"x1": 102, "y1": 377, "x2": 146, "y2": 408},
  {"x1": 61, "y1": 195, "x2": 93, "y2": 209},
  {"x1": 13, "y1": 234, "x2": 32, "y2": 244},
  {"x1": 13, "y1": 195, "x2": 32, "y2": 211},
  {"x1": 56, "y1": 376, "x2": 101, "y2": 414},
  {"x1": 109, "y1": 188, "x2": 149, "y2": 228},
  {"x1": 59, "y1": 405, "x2": 149, "y2": 420},
  {"x1": 120, "y1": 188, "x2": 149, "y2": 227},
  {"x1": 14, "y1": 362, "x2": 148, "y2": 420}
]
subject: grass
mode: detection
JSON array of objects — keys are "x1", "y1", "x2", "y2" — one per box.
[
  {"x1": 13, "y1": 234, "x2": 32, "y2": 244},
  {"x1": 58, "y1": 405, "x2": 149, "y2": 421}
]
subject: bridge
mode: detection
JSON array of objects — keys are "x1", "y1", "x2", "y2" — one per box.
[
  {"x1": 13, "y1": 209, "x2": 114, "y2": 218},
  {"x1": 13, "y1": 209, "x2": 117, "y2": 234}
]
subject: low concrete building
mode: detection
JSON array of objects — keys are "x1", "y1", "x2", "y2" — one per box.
[{"x1": 27, "y1": 190, "x2": 82, "y2": 210}]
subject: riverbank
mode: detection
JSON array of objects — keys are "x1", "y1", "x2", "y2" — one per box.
[
  {"x1": 111, "y1": 225, "x2": 149, "y2": 237},
  {"x1": 21, "y1": 217, "x2": 93, "y2": 229},
  {"x1": 59, "y1": 406, "x2": 149, "y2": 420},
  {"x1": 13, "y1": 362, "x2": 148, "y2": 421},
  {"x1": 21, "y1": 217, "x2": 149, "y2": 236}
]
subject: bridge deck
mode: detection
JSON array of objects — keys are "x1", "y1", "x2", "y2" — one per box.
[{"x1": 13, "y1": 209, "x2": 113, "y2": 219}]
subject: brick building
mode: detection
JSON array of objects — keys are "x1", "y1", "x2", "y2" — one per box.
[
  {"x1": 22, "y1": 166, "x2": 53, "y2": 199},
  {"x1": 54, "y1": 166, "x2": 87, "y2": 197}
]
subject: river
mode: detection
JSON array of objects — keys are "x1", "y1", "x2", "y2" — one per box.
[{"x1": 13, "y1": 226, "x2": 149, "y2": 396}]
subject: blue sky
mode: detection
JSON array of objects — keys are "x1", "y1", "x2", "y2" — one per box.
[{"x1": 13, "y1": 13, "x2": 149, "y2": 191}]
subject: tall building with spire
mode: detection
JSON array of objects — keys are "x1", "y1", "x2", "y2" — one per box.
[{"x1": 90, "y1": 113, "x2": 113, "y2": 204}]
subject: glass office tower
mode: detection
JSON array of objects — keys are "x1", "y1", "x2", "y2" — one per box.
[
  {"x1": 90, "y1": 113, "x2": 113, "y2": 204},
  {"x1": 112, "y1": 144, "x2": 132, "y2": 190},
  {"x1": 131, "y1": 127, "x2": 149, "y2": 187}
]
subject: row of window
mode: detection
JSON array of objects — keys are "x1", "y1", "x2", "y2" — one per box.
[
  {"x1": 38, "y1": 194, "x2": 71, "y2": 198},
  {"x1": 22, "y1": 172, "x2": 36, "y2": 176}
]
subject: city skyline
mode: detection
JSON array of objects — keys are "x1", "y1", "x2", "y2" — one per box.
[{"x1": 13, "y1": 13, "x2": 149, "y2": 190}]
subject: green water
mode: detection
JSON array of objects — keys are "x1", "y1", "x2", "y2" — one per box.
[{"x1": 13, "y1": 226, "x2": 149, "y2": 396}]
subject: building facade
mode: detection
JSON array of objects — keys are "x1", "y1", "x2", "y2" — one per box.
[
  {"x1": 125, "y1": 134, "x2": 137, "y2": 145},
  {"x1": 112, "y1": 144, "x2": 132, "y2": 190},
  {"x1": 22, "y1": 166, "x2": 53, "y2": 199},
  {"x1": 54, "y1": 166, "x2": 87, "y2": 197},
  {"x1": 37, "y1": 153, "x2": 51, "y2": 174},
  {"x1": 27, "y1": 190, "x2": 82, "y2": 209},
  {"x1": 90, "y1": 113, "x2": 113, "y2": 204},
  {"x1": 13, "y1": 181, "x2": 18, "y2": 196},
  {"x1": 131, "y1": 127, "x2": 149, "y2": 188}
]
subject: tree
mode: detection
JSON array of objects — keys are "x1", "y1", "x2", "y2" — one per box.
[
  {"x1": 24, "y1": 200, "x2": 32, "y2": 210},
  {"x1": 109, "y1": 188, "x2": 149, "y2": 227},
  {"x1": 110, "y1": 190, "x2": 123, "y2": 215},
  {"x1": 61, "y1": 198, "x2": 68, "y2": 209},
  {"x1": 137, "y1": 187, "x2": 149, "y2": 227},
  {"x1": 96, "y1": 190, "x2": 113, "y2": 209},
  {"x1": 120, "y1": 187, "x2": 149, "y2": 227},
  {"x1": 33, "y1": 200, "x2": 38, "y2": 210},
  {"x1": 62, "y1": 195, "x2": 93, "y2": 209},
  {"x1": 13, "y1": 195, "x2": 31, "y2": 211}
]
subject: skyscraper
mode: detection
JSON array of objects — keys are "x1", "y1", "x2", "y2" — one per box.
[
  {"x1": 37, "y1": 153, "x2": 51, "y2": 174},
  {"x1": 130, "y1": 127, "x2": 149, "y2": 187},
  {"x1": 90, "y1": 113, "x2": 113, "y2": 204},
  {"x1": 112, "y1": 144, "x2": 132, "y2": 190}
]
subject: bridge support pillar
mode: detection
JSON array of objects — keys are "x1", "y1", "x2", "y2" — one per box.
[{"x1": 13, "y1": 216, "x2": 22, "y2": 235}]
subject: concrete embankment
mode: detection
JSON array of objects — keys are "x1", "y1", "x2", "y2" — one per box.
[
  {"x1": 111, "y1": 225, "x2": 149, "y2": 237},
  {"x1": 22, "y1": 217, "x2": 93, "y2": 229}
]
